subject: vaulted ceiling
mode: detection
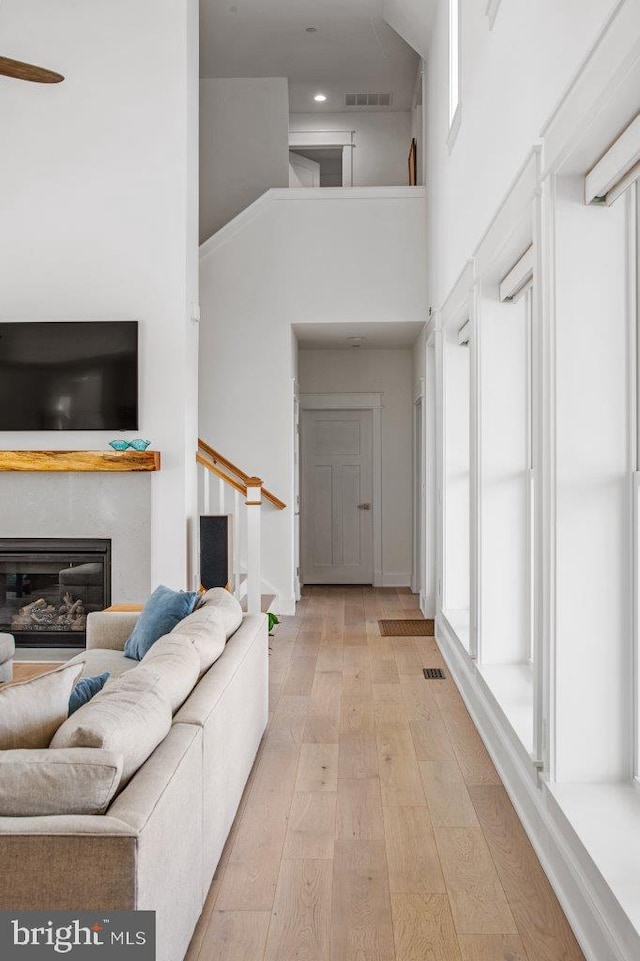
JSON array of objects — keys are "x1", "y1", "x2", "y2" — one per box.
[{"x1": 200, "y1": 0, "x2": 429, "y2": 112}]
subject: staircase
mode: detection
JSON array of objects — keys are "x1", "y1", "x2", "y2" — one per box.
[{"x1": 196, "y1": 438, "x2": 285, "y2": 614}]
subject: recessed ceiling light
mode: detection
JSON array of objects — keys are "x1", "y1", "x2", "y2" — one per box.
[
  {"x1": 305, "y1": 26, "x2": 318, "y2": 33},
  {"x1": 314, "y1": 93, "x2": 327, "y2": 102}
]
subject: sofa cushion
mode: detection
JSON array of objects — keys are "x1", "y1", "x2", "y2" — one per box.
[
  {"x1": 69, "y1": 672, "x2": 110, "y2": 715},
  {"x1": 67, "y1": 648, "x2": 138, "y2": 682},
  {"x1": 0, "y1": 748, "x2": 123, "y2": 816},
  {"x1": 196, "y1": 588, "x2": 243, "y2": 639},
  {"x1": 123, "y1": 585, "x2": 200, "y2": 660},
  {"x1": 0, "y1": 661, "x2": 83, "y2": 750},
  {"x1": 51, "y1": 668, "x2": 172, "y2": 785},
  {"x1": 140, "y1": 637, "x2": 200, "y2": 712},
  {"x1": 170, "y1": 607, "x2": 227, "y2": 677}
]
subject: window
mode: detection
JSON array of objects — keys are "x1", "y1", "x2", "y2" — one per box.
[
  {"x1": 633, "y1": 182, "x2": 640, "y2": 781},
  {"x1": 584, "y1": 115, "x2": 640, "y2": 780},
  {"x1": 478, "y1": 252, "x2": 536, "y2": 755}
]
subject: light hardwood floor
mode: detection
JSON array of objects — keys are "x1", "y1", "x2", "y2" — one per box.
[{"x1": 185, "y1": 586, "x2": 584, "y2": 961}]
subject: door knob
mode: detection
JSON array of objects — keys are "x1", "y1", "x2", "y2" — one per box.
[{"x1": 357, "y1": 503, "x2": 372, "y2": 510}]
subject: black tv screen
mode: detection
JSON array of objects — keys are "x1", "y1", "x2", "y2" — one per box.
[{"x1": 0, "y1": 321, "x2": 138, "y2": 431}]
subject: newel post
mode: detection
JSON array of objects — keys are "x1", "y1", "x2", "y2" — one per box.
[{"x1": 245, "y1": 477, "x2": 263, "y2": 614}]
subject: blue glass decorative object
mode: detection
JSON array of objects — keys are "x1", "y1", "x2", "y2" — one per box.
[{"x1": 109, "y1": 439, "x2": 151, "y2": 451}]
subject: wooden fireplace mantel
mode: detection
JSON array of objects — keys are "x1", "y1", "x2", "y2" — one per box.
[{"x1": 0, "y1": 450, "x2": 161, "y2": 472}]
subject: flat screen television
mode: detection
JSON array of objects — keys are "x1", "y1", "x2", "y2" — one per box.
[{"x1": 0, "y1": 321, "x2": 138, "y2": 431}]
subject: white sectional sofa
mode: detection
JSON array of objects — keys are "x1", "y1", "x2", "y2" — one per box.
[{"x1": 0, "y1": 603, "x2": 269, "y2": 961}]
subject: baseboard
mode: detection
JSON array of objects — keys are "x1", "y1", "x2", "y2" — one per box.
[
  {"x1": 436, "y1": 615, "x2": 638, "y2": 961},
  {"x1": 420, "y1": 591, "x2": 436, "y2": 618},
  {"x1": 274, "y1": 594, "x2": 296, "y2": 616},
  {"x1": 380, "y1": 572, "x2": 412, "y2": 588}
]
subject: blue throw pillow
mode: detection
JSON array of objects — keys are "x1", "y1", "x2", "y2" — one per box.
[
  {"x1": 68, "y1": 672, "x2": 110, "y2": 716},
  {"x1": 123, "y1": 585, "x2": 200, "y2": 660}
]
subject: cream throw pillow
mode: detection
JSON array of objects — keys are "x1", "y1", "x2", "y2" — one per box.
[
  {"x1": 0, "y1": 661, "x2": 83, "y2": 750},
  {"x1": 51, "y1": 668, "x2": 171, "y2": 785},
  {"x1": 140, "y1": 636, "x2": 200, "y2": 711},
  {"x1": 0, "y1": 748, "x2": 123, "y2": 816},
  {"x1": 195, "y1": 587, "x2": 243, "y2": 638},
  {"x1": 169, "y1": 606, "x2": 226, "y2": 676}
]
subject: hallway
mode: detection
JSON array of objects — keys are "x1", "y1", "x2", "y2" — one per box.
[{"x1": 186, "y1": 587, "x2": 584, "y2": 961}]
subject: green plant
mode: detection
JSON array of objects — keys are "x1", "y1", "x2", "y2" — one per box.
[{"x1": 267, "y1": 612, "x2": 280, "y2": 634}]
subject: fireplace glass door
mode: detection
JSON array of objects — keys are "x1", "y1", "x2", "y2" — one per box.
[{"x1": 0, "y1": 539, "x2": 111, "y2": 647}]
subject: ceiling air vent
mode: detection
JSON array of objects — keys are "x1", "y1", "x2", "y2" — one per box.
[{"x1": 345, "y1": 93, "x2": 392, "y2": 107}]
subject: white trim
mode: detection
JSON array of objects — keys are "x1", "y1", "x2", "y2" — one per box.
[
  {"x1": 341, "y1": 145, "x2": 353, "y2": 187},
  {"x1": 499, "y1": 245, "x2": 534, "y2": 302},
  {"x1": 299, "y1": 392, "x2": 383, "y2": 588},
  {"x1": 300, "y1": 392, "x2": 383, "y2": 410},
  {"x1": 200, "y1": 190, "x2": 273, "y2": 259},
  {"x1": 372, "y1": 406, "x2": 383, "y2": 586},
  {"x1": 541, "y1": 171, "x2": 558, "y2": 781},
  {"x1": 474, "y1": 148, "x2": 540, "y2": 280},
  {"x1": 381, "y1": 572, "x2": 412, "y2": 588},
  {"x1": 541, "y1": 0, "x2": 640, "y2": 178},
  {"x1": 457, "y1": 320, "x2": 471, "y2": 345},
  {"x1": 200, "y1": 187, "x2": 427, "y2": 256},
  {"x1": 633, "y1": 472, "x2": 640, "y2": 780},
  {"x1": 274, "y1": 593, "x2": 296, "y2": 616},
  {"x1": 470, "y1": 284, "x2": 481, "y2": 662},
  {"x1": 275, "y1": 186, "x2": 425, "y2": 202},
  {"x1": 485, "y1": 0, "x2": 503, "y2": 30},
  {"x1": 412, "y1": 378, "x2": 425, "y2": 405},
  {"x1": 436, "y1": 613, "x2": 639, "y2": 961},
  {"x1": 631, "y1": 185, "x2": 640, "y2": 781},
  {"x1": 424, "y1": 337, "x2": 437, "y2": 617},
  {"x1": 447, "y1": 102, "x2": 462, "y2": 155},
  {"x1": 448, "y1": 0, "x2": 461, "y2": 131},
  {"x1": 440, "y1": 259, "x2": 475, "y2": 329},
  {"x1": 585, "y1": 114, "x2": 640, "y2": 205},
  {"x1": 436, "y1": 327, "x2": 446, "y2": 615},
  {"x1": 289, "y1": 129, "x2": 355, "y2": 148},
  {"x1": 412, "y1": 384, "x2": 425, "y2": 596}
]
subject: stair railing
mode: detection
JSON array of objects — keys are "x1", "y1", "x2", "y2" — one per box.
[{"x1": 196, "y1": 439, "x2": 285, "y2": 614}]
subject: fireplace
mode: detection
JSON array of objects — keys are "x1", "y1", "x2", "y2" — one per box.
[{"x1": 0, "y1": 538, "x2": 111, "y2": 648}]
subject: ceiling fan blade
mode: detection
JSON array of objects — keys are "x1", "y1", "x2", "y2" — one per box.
[{"x1": 0, "y1": 56, "x2": 64, "y2": 83}]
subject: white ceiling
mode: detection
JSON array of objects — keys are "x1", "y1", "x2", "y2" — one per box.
[
  {"x1": 294, "y1": 321, "x2": 425, "y2": 350},
  {"x1": 200, "y1": 0, "x2": 420, "y2": 112}
]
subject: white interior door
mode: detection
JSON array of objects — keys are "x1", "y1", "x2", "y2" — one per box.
[
  {"x1": 301, "y1": 409, "x2": 373, "y2": 584},
  {"x1": 289, "y1": 152, "x2": 320, "y2": 187}
]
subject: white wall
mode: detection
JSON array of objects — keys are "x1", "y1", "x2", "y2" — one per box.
[
  {"x1": 425, "y1": 0, "x2": 617, "y2": 307},
  {"x1": 383, "y1": 0, "x2": 436, "y2": 61},
  {"x1": 298, "y1": 349, "x2": 414, "y2": 583},
  {"x1": 199, "y1": 189, "x2": 427, "y2": 611},
  {"x1": 200, "y1": 78, "x2": 290, "y2": 241},
  {"x1": 290, "y1": 112, "x2": 413, "y2": 187},
  {"x1": 0, "y1": 0, "x2": 199, "y2": 594}
]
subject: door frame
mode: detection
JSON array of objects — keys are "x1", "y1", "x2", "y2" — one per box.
[
  {"x1": 289, "y1": 130, "x2": 355, "y2": 187},
  {"x1": 288, "y1": 151, "x2": 321, "y2": 187},
  {"x1": 299, "y1": 392, "x2": 383, "y2": 586},
  {"x1": 412, "y1": 381, "x2": 425, "y2": 598}
]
